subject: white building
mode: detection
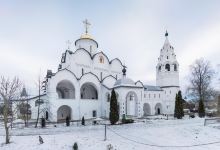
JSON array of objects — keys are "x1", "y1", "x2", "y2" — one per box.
[{"x1": 28, "y1": 22, "x2": 180, "y2": 122}]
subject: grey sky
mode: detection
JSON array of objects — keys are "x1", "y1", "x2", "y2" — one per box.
[{"x1": 0, "y1": 0, "x2": 220, "y2": 95}]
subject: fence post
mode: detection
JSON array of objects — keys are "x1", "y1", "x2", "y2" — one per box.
[{"x1": 104, "y1": 124, "x2": 107, "y2": 141}]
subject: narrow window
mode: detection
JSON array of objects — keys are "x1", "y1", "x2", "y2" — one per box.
[
  {"x1": 154, "y1": 94, "x2": 156, "y2": 98},
  {"x1": 100, "y1": 72, "x2": 103, "y2": 80},
  {"x1": 82, "y1": 68, "x2": 84, "y2": 76},
  {"x1": 99, "y1": 56, "x2": 104, "y2": 63},
  {"x1": 90, "y1": 45, "x2": 92, "y2": 53},
  {"x1": 158, "y1": 66, "x2": 161, "y2": 71},
  {"x1": 167, "y1": 56, "x2": 169, "y2": 59},
  {"x1": 92, "y1": 110, "x2": 97, "y2": 117},
  {"x1": 174, "y1": 64, "x2": 177, "y2": 71}
]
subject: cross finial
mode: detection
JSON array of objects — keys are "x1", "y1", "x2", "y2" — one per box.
[
  {"x1": 66, "y1": 40, "x2": 72, "y2": 50},
  {"x1": 83, "y1": 19, "x2": 91, "y2": 34}
]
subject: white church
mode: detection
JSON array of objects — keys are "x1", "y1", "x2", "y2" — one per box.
[{"x1": 28, "y1": 20, "x2": 180, "y2": 122}]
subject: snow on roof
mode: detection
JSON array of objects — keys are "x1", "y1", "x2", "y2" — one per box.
[
  {"x1": 114, "y1": 78, "x2": 135, "y2": 86},
  {"x1": 144, "y1": 85, "x2": 163, "y2": 91}
]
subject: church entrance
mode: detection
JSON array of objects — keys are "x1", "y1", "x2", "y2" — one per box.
[
  {"x1": 57, "y1": 105, "x2": 71, "y2": 122},
  {"x1": 157, "y1": 108, "x2": 160, "y2": 115},
  {"x1": 143, "y1": 103, "x2": 151, "y2": 116},
  {"x1": 125, "y1": 91, "x2": 138, "y2": 117},
  {"x1": 155, "y1": 103, "x2": 162, "y2": 115}
]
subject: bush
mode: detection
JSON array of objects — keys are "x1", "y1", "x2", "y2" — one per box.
[
  {"x1": 41, "y1": 117, "x2": 45, "y2": 128},
  {"x1": 73, "y1": 142, "x2": 78, "y2": 150},
  {"x1": 189, "y1": 112, "x2": 195, "y2": 118},
  {"x1": 122, "y1": 118, "x2": 134, "y2": 124},
  {"x1": 81, "y1": 116, "x2": 85, "y2": 125},
  {"x1": 121, "y1": 115, "x2": 134, "y2": 124},
  {"x1": 66, "y1": 116, "x2": 70, "y2": 126}
]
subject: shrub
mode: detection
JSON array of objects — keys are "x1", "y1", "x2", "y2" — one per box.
[
  {"x1": 41, "y1": 117, "x2": 45, "y2": 128},
  {"x1": 73, "y1": 142, "x2": 78, "y2": 150},
  {"x1": 81, "y1": 116, "x2": 85, "y2": 126},
  {"x1": 122, "y1": 118, "x2": 134, "y2": 124},
  {"x1": 66, "y1": 116, "x2": 70, "y2": 126},
  {"x1": 121, "y1": 115, "x2": 134, "y2": 124}
]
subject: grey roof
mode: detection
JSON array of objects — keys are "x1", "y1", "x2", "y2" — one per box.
[
  {"x1": 144, "y1": 85, "x2": 163, "y2": 91},
  {"x1": 114, "y1": 78, "x2": 135, "y2": 86}
]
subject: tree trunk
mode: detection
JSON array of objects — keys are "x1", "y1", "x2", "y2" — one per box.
[{"x1": 5, "y1": 127, "x2": 9, "y2": 144}]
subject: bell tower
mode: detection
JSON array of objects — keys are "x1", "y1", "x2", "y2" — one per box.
[{"x1": 156, "y1": 31, "x2": 179, "y2": 87}]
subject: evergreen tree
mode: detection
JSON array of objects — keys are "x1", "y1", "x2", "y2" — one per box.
[
  {"x1": 109, "y1": 89, "x2": 119, "y2": 125},
  {"x1": 174, "y1": 91, "x2": 184, "y2": 119},
  {"x1": 198, "y1": 99, "x2": 205, "y2": 118},
  {"x1": 81, "y1": 116, "x2": 85, "y2": 126}
]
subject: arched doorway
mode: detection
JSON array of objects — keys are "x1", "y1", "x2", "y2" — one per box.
[
  {"x1": 56, "y1": 80, "x2": 75, "y2": 99},
  {"x1": 57, "y1": 105, "x2": 71, "y2": 122},
  {"x1": 125, "y1": 91, "x2": 138, "y2": 116},
  {"x1": 143, "y1": 103, "x2": 151, "y2": 116},
  {"x1": 155, "y1": 103, "x2": 162, "y2": 115},
  {"x1": 80, "y1": 82, "x2": 98, "y2": 99}
]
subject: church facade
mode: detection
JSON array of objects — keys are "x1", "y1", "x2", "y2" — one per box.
[{"x1": 29, "y1": 22, "x2": 180, "y2": 122}]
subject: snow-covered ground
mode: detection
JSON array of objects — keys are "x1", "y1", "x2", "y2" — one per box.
[{"x1": 1, "y1": 117, "x2": 220, "y2": 150}]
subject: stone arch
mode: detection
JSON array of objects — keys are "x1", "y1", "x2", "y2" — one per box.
[
  {"x1": 125, "y1": 91, "x2": 138, "y2": 116},
  {"x1": 143, "y1": 103, "x2": 151, "y2": 116},
  {"x1": 80, "y1": 82, "x2": 98, "y2": 99},
  {"x1": 56, "y1": 80, "x2": 75, "y2": 99},
  {"x1": 155, "y1": 103, "x2": 162, "y2": 115},
  {"x1": 165, "y1": 64, "x2": 170, "y2": 71},
  {"x1": 57, "y1": 105, "x2": 71, "y2": 122}
]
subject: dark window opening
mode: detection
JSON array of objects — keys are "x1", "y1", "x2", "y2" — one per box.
[
  {"x1": 93, "y1": 110, "x2": 97, "y2": 117},
  {"x1": 165, "y1": 64, "x2": 170, "y2": 71}
]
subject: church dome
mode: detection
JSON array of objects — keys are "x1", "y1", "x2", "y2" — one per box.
[
  {"x1": 114, "y1": 77, "x2": 135, "y2": 86},
  {"x1": 80, "y1": 33, "x2": 93, "y2": 39}
]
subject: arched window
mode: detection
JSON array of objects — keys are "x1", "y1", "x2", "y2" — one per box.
[
  {"x1": 80, "y1": 82, "x2": 98, "y2": 99},
  {"x1": 165, "y1": 64, "x2": 170, "y2": 71},
  {"x1": 174, "y1": 64, "x2": 177, "y2": 71},
  {"x1": 56, "y1": 80, "x2": 75, "y2": 99},
  {"x1": 99, "y1": 56, "x2": 104, "y2": 63},
  {"x1": 158, "y1": 66, "x2": 161, "y2": 71}
]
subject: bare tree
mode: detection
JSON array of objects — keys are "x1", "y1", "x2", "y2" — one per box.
[
  {"x1": 35, "y1": 75, "x2": 45, "y2": 128},
  {"x1": 188, "y1": 58, "x2": 215, "y2": 102},
  {"x1": 0, "y1": 76, "x2": 22, "y2": 144}
]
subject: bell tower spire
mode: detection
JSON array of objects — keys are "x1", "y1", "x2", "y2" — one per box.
[{"x1": 156, "y1": 31, "x2": 179, "y2": 87}]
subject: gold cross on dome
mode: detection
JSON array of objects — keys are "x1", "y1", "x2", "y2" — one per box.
[
  {"x1": 66, "y1": 40, "x2": 72, "y2": 50},
  {"x1": 83, "y1": 19, "x2": 91, "y2": 34}
]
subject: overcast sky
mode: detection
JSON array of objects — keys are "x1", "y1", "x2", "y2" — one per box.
[{"x1": 0, "y1": 0, "x2": 220, "y2": 96}]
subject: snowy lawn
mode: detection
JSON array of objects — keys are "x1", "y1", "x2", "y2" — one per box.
[{"x1": 1, "y1": 118, "x2": 220, "y2": 150}]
